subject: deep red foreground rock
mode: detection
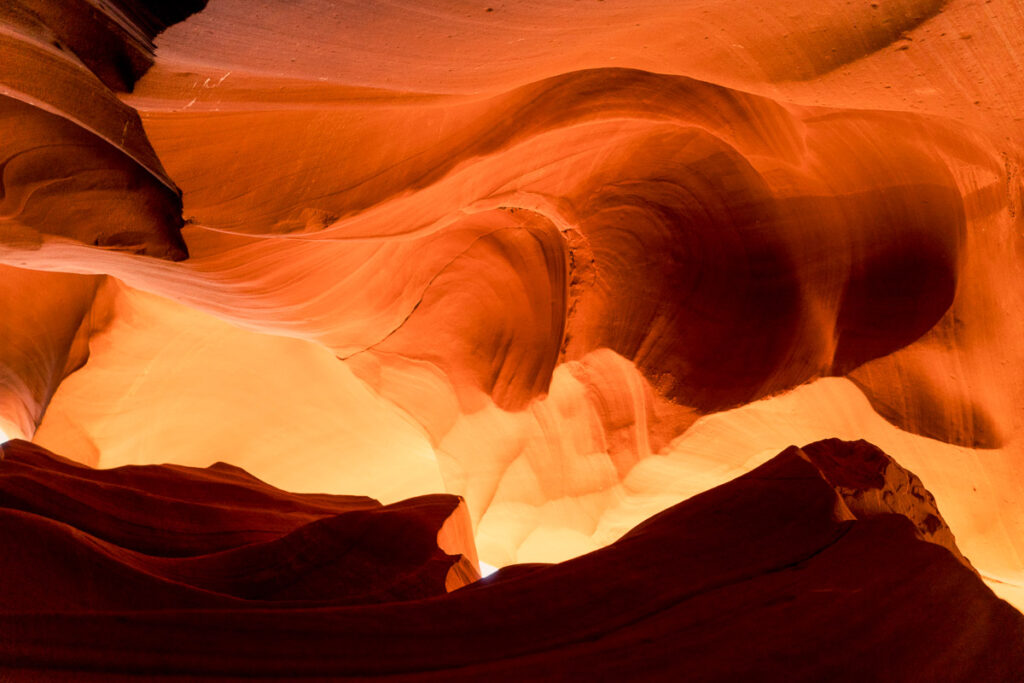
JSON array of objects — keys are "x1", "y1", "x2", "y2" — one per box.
[{"x1": 0, "y1": 438, "x2": 1020, "y2": 681}]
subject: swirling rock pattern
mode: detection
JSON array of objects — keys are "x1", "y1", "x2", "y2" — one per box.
[{"x1": 1, "y1": 0, "x2": 1024, "y2": 675}]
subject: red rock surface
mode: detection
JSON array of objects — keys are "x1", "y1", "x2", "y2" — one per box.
[
  {"x1": 0, "y1": 439, "x2": 479, "y2": 609},
  {"x1": 1, "y1": 438, "x2": 1020, "y2": 680}
]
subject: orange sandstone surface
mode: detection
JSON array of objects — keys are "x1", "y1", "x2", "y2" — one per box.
[{"x1": 2, "y1": 0, "x2": 1024, "y2": 677}]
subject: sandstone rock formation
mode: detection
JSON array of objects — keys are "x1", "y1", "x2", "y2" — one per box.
[
  {"x1": 0, "y1": 439, "x2": 479, "y2": 611},
  {"x1": 2, "y1": 0, "x2": 1024, "y2": 677},
  {"x1": 1, "y1": 438, "x2": 1020, "y2": 680}
]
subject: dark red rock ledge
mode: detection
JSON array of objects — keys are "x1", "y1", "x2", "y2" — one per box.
[{"x1": 0, "y1": 438, "x2": 1020, "y2": 681}]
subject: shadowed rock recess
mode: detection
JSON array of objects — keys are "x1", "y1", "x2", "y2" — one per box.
[{"x1": 2, "y1": 0, "x2": 1024, "y2": 679}]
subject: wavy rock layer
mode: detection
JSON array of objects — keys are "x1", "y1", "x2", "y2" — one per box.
[
  {"x1": 0, "y1": 439, "x2": 479, "y2": 611},
  {"x1": 0, "y1": 0, "x2": 193, "y2": 255},
  {"x1": 0, "y1": 0, "x2": 202, "y2": 436},
  {"x1": 1, "y1": 439, "x2": 1020, "y2": 680},
  {"x1": 3, "y1": 0, "x2": 1024, "y2": 624}
]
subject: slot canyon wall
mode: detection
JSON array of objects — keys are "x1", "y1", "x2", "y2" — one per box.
[{"x1": 1, "y1": 0, "x2": 1024, "y2": 678}]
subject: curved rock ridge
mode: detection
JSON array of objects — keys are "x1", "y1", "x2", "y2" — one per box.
[
  {"x1": 0, "y1": 0, "x2": 204, "y2": 256},
  {"x1": 0, "y1": 1, "x2": 203, "y2": 437},
  {"x1": 13, "y1": 69, "x2": 985, "y2": 425},
  {"x1": 1, "y1": 438, "x2": 1020, "y2": 680},
  {"x1": 800, "y1": 438, "x2": 974, "y2": 571},
  {"x1": 0, "y1": 439, "x2": 480, "y2": 610}
]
